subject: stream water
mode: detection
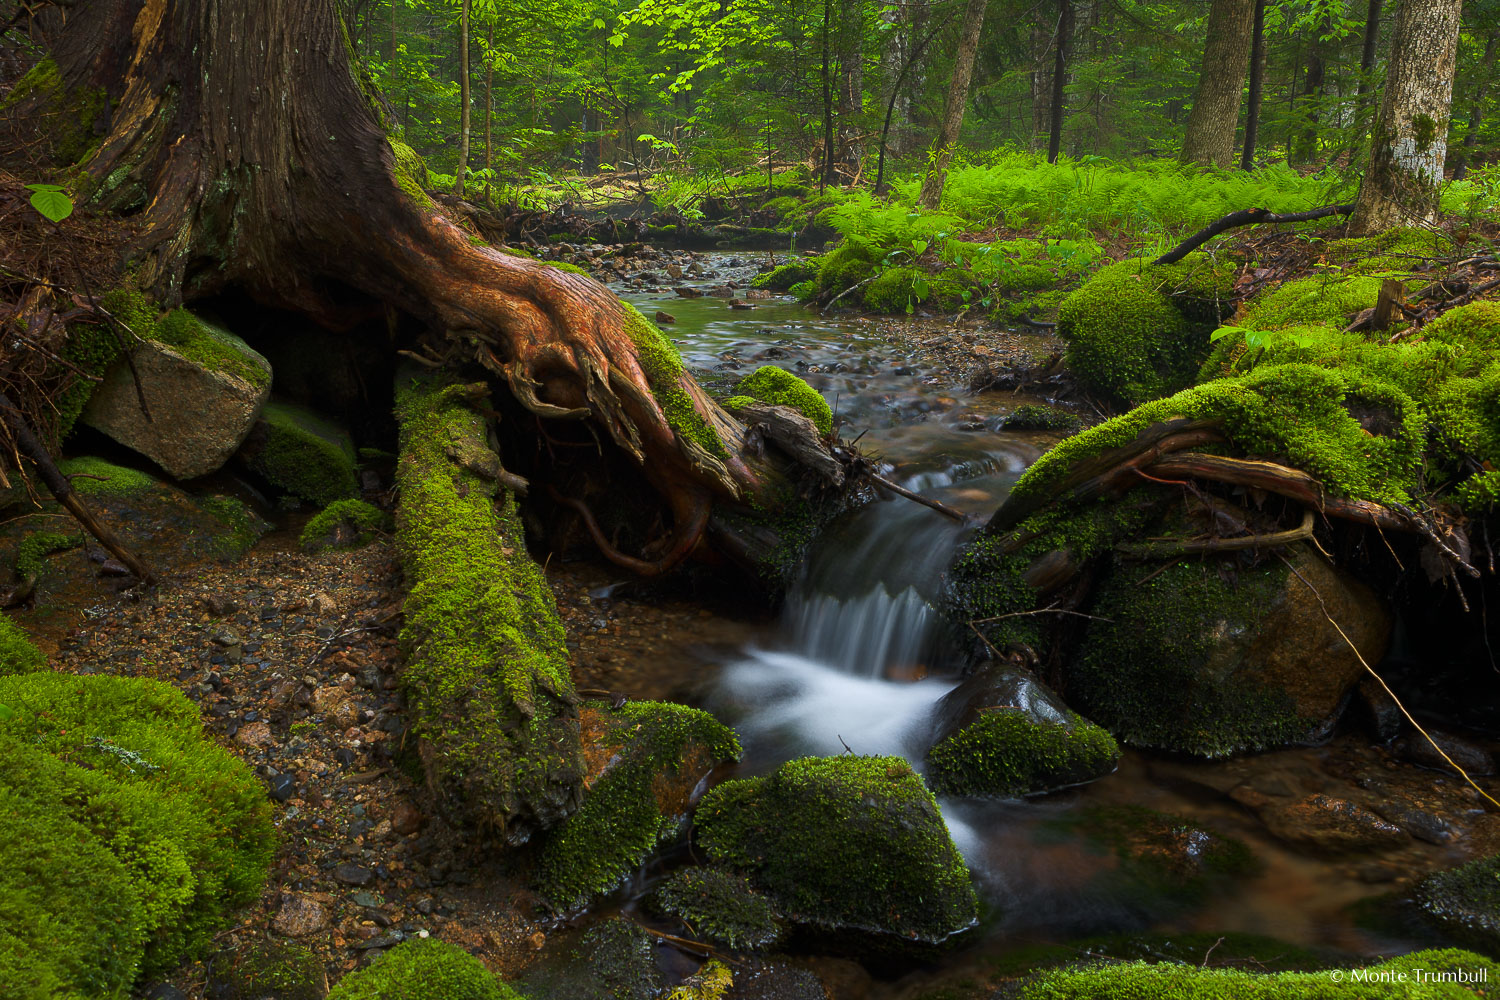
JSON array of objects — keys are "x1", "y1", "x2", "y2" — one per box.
[{"x1": 605, "y1": 252, "x2": 1474, "y2": 990}]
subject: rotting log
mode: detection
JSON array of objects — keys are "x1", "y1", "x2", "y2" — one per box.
[{"x1": 394, "y1": 375, "x2": 583, "y2": 842}]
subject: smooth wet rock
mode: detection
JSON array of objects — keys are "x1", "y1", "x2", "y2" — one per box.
[
  {"x1": 1398, "y1": 730, "x2": 1496, "y2": 777},
  {"x1": 334, "y1": 863, "x2": 374, "y2": 886},
  {"x1": 268, "y1": 773, "x2": 296, "y2": 801},
  {"x1": 925, "y1": 660, "x2": 1120, "y2": 797},
  {"x1": 1356, "y1": 674, "x2": 1404, "y2": 742},
  {"x1": 83, "y1": 317, "x2": 272, "y2": 479},
  {"x1": 239, "y1": 400, "x2": 359, "y2": 505},
  {"x1": 1250, "y1": 793, "x2": 1407, "y2": 854}
]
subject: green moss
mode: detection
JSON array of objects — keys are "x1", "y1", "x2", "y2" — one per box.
[
  {"x1": 734, "y1": 366, "x2": 833, "y2": 436},
  {"x1": 788, "y1": 279, "x2": 816, "y2": 300},
  {"x1": 1420, "y1": 300, "x2": 1500, "y2": 354},
  {"x1": 537, "y1": 701, "x2": 741, "y2": 910},
  {"x1": 1000, "y1": 404, "x2": 1083, "y2": 433},
  {"x1": 751, "y1": 261, "x2": 818, "y2": 290},
  {"x1": 621, "y1": 303, "x2": 728, "y2": 461},
  {"x1": 815, "y1": 241, "x2": 880, "y2": 295},
  {"x1": 695, "y1": 755, "x2": 977, "y2": 943},
  {"x1": 152, "y1": 310, "x2": 271, "y2": 389},
  {"x1": 1059, "y1": 804, "x2": 1257, "y2": 895},
  {"x1": 58, "y1": 456, "x2": 157, "y2": 498},
  {"x1": 250, "y1": 401, "x2": 360, "y2": 506},
  {"x1": 395, "y1": 376, "x2": 583, "y2": 839},
  {"x1": 1414, "y1": 854, "x2": 1500, "y2": 954},
  {"x1": 927, "y1": 709, "x2": 1120, "y2": 798},
  {"x1": 1020, "y1": 948, "x2": 1498, "y2": 998},
  {"x1": 56, "y1": 324, "x2": 125, "y2": 442},
  {"x1": 328, "y1": 938, "x2": 521, "y2": 1000},
  {"x1": 0, "y1": 672, "x2": 274, "y2": 991},
  {"x1": 219, "y1": 941, "x2": 326, "y2": 1000},
  {"x1": 196, "y1": 496, "x2": 264, "y2": 560},
  {"x1": 721, "y1": 395, "x2": 756, "y2": 411},
  {"x1": 1241, "y1": 275, "x2": 1387, "y2": 330},
  {"x1": 0, "y1": 615, "x2": 45, "y2": 676},
  {"x1": 1056, "y1": 253, "x2": 1233, "y2": 407},
  {"x1": 15, "y1": 531, "x2": 81, "y2": 580},
  {"x1": 389, "y1": 140, "x2": 437, "y2": 211},
  {"x1": 1, "y1": 57, "x2": 107, "y2": 165},
  {"x1": 665, "y1": 961, "x2": 733, "y2": 1000},
  {"x1": 650, "y1": 867, "x2": 781, "y2": 951},
  {"x1": 300, "y1": 499, "x2": 391, "y2": 551}
]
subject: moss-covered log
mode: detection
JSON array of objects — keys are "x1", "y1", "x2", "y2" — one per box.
[{"x1": 394, "y1": 375, "x2": 583, "y2": 842}]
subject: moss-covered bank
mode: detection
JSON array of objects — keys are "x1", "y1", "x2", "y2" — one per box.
[{"x1": 394, "y1": 376, "x2": 583, "y2": 841}]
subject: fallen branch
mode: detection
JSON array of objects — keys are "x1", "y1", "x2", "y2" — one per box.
[
  {"x1": 821, "y1": 275, "x2": 878, "y2": 315},
  {"x1": 0, "y1": 391, "x2": 155, "y2": 583},
  {"x1": 1153, "y1": 203, "x2": 1354, "y2": 267},
  {"x1": 1116, "y1": 508, "x2": 1315, "y2": 559},
  {"x1": 867, "y1": 471, "x2": 970, "y2": 522}
]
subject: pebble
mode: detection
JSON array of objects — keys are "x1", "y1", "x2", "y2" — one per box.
[
  {"x1": 267, "y1": 774, "x2": 297, "y2": 802},
  {"x1": 272, "y1": 894, "x2": 329, "y2": 937},
  {"x1": 334, "y1": 863, "x2": 375, "y2": 886}
]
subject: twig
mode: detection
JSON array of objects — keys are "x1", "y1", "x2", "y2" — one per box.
[
  {"x1": 1201, "y1": 936, "x2": 1225, "y2": 969},
  {"x1": 821, "y1": 275, "x2": 877, "y2": 314},
  {"x1": 971, "y1": 605, "x2": 1113, "y2": 624},
  {"x1": 1116, "y1": 509, "x2": 1315, "y2": 559},
  {"x1": 867, "y1": 471, "x2": 969, "y2": 522}
]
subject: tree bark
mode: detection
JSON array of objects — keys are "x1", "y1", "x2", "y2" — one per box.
[
  {"x1": 454, "y1": 0, "x2": 471, "y2": 197},
  {"x1": 821, "y1": 0, "x2": 837, "y2": 188},
  {"x1": 1452, "y1": 31, "x2": 1498, "y2": 180},
  {"x1": 1293, "y1": 21, "x2": 1328, "y2": 165},
  {"x1": 1180, "y1": 0, "x2": 1256, "y2": 168},
  {"x1": 1046, "y1": 0, "x2": 1071, "y2": 164},
  {"x1": 1357, "y1": 0, "x2": 1382, "y2": 105},
  {"x1": 917, "y1": 0, "x2": 987, "y2": 208},
  {"x1": 1350, "y1": 0, "x2": 1464, "y2": 233},
  {"x1": 1240, "y1": 0, "x2": 1266, "y2": 170},
  {"x1": 1030, "y1": 18, "x2": 1053, "y2": 150},
  {"x1": 836, "y1": 0, "x2": 865, "y2": 180},
  {"x1": 36, "y1": 0, "x2": 783, "y2": 560}
]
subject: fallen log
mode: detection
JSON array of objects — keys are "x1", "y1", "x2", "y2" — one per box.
[{"x1": 1153, "y1": 203, "x2": 1355, "y2": 267}]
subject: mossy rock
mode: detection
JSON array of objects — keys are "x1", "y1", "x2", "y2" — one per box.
[
  {"x1": 814, "y1": 241, "x2": 879, "y2": 296},
  {"x1": 665, "y1": 960, "x2": 733, "y2": 1000},
  {"x1": 734, "y1": 366, "x2": 832, "y2": 436},
  {"x1": 519, "y1": 918, "x2": 667, "y2": 1000},
  {"x1": 537, "y1": 701, "x2": 741, "y2": 910},
  {"x1": 751, "y1": 260, "x2": 818, "y2": 291},
  {"x1": 999, "y1": 404, "x2": 1083, "y2": 434},
  {"x1": 245, "y1": 401, "x2": 360, "y2": 505},
  {"x1": 215, "y1": 940, "x2": 328, "y2": 1000},
  {"x1": 649, "y1": 867, "x2": 782, "y2": 951},
  {"x1": 1414, "y1": 854, "x2": 1500, "y2": 956},
  {"x1": 1017, "y1": 948, "x2": 1497, "y2": 998},
  {"x1": 0, "y1": 672, "x2": 274, "y2": 994},
  {"x1": 621, "y1": 304, "x2": 729, "y2": 464},
  {"x1": 1055, "y1": 253, "x2": 1233, "y2": 407},
  {"x1": 694, "y1": 755, "x2": 977, "y2": 944},
  {"x1": 300, "y1": 499, "x2": 391, "y2": 552},
  {"x1": 926, "y1": 662, "x2": 1120, "y2": 798},
  {"x1": 0, "y1": 615, "x2": 45, "y2": 675},
  {"x1": 1072, "y1": 545, "x2": 1388, "y2": 757},
  {"x1": 328, "y1": 938, "x2": 520, "y2": 1000},
  {"x1": 395, "y1": 376, "x2": 583, "y2": 839}
]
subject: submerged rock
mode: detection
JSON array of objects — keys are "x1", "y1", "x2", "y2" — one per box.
[
  {"x1": 1414, "y1": 854, "x2": 1500, "y2": 953},
  {"x1": 536, "y1": 701, "x2": 741, "y2": 910},
  {"x1": 1057, "y1": 804, "x2": 1258, "y2": 905},
  {"x1": 1071, "y1": 544, "x2": 1390, "y2": 757},
  {"x1": 649, "y1": 866, "x2": 782, "y2": 951},
  {"x1": 83, "y1": 313, "x2": 272, "y2": 479},
  {"x1": 520, "y1": 919, "x2": 667, "y2": 1000},
  {"x1": 693, "y1": 755, "x2": 977, "y2": 944},
  {"x1": 1238, "y1": 791, "x2": 1407, "y2": 854},
  {"x1": 327, "y1": 938, "x2": 521, "y2": 999},
  {"x1": 925, "y1": 660, "x2": 1120, "y2": 798}
]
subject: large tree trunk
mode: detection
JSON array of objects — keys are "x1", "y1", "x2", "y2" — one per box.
[
  {"x1": 836, "y1": 0, "x2": 865, "y2": 181},
  {"x1": 36, "y1": 0, "x2": 783, "y2": 565},
  {"x1": 1350, "y1": 0, "x2": 1464, "y2": 233},
  {"x1": 1180, "y1": 0, "x2": 1255, "y2": 168},
  {"x1": 916, "y1": 0, "x2": 987, "y2": 208}
]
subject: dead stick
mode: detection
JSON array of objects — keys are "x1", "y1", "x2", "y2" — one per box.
[
  {"x1": 1153, "y1": 203, "x2": 1355, "y2": 266},
  {"x1": 868, "y1": 471, "x2": 969, "y2": 522},
  {"x1": 0, "y1": 391, "x2": 155, "y2": 583},
  {"x1": 1116, "y1": 509, "x2": 1315, "y2": 559}
]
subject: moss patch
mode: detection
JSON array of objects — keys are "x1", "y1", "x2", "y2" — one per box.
[
  {"x1": 59, "y1": 455, "x2": 158, "y2": 498},
  {"x1": 734, "y1": 366, "x2": 833, "y2": 436},
  {"x1": 621, "y1": 304, "x2": 729, "y2": 461},
  {"x1": 389, "y1": 140, "x2": 437, "y2": 212},
  {"x1": 301, "y1": 499, "x2": 391, "y2": 551},
  {"x1": 15, "y1": 530, "x2": 81, "y2": 581},
  {"x1": 650, "y1": 867, "x2": 782, "y2": 951},
  {"x1": 328, "y1": 938, "x2": 521, "y2": 1000},
  {"x1": 395, "y1": 376, "x2": 583, "y2": 840},
  {"x1": 0, "y1": 672, "x2": 274, "y2": 994},
  {"x1": 1414, "y1": 854, "x2": 1500, "y2": 955},
  {"x1": 928, "y1": 709, "x2": 1120, "y2": 799},
  {"x1": 537, "y1": 701, "x2": 740, "y2": 910},
  {"x1": 0, "y1": 615, "x2": 45, "y2": 676},
  {"x1": 751, "y1": 260, "x2": 818, "y2": 291},
  {"x1": 1, "y1": 56, "x2": 107, "y2": 165},
  {"x1": 152, "y1": 309, "x2": 271, "y2": 390},
  {"x1": 695, "y1": 755, "x2": 977, "y2": 943},
  {"x1": 250, "y1": 401, "x2": 360, "y2": 506}
]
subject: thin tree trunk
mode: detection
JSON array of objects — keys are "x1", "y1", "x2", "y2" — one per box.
[
  {"x1": 836, "y1": 0, "x2": 864, "y2": 180},
  {"x1": 1452, "y1": 32, "x2": 1498, "y2": 180},
  {"x1": 821, "y1": 0, "x2": 836, "y2": 188},
  {"x1": 1240, "y1": 0, "x2": 1266, "y2": 170},
  {"x1": 390, "y1": 0, "x2": 397, "y2": 63},
  {"x1": 1046, "y1": 0, "x2": 1071, "y2": 164},
  {"x1": 454, "y1": 0, "x2": 470, "y2": 197},
  {"x1": 1357, "y1": 0, "x2": 1381, "y2": 111},
  {"x1": 484, "y1": 20, "x2": 493, "y2": 176},
  {"x1": 1180, "y1": 0, "x2": 1256, "y2": 167},
  {"x1": 916, "y1": 0, "x2": 987, "y2": 208},
  {"x1": 1350, "y1": 0, "x2": 1464, "y2": 233},
  {"x1": 1030, "y1": 17, "x2": 1052, "y2": 149},
  {"x1": 1293, "y1": 24, "x2": 1328, "y2": 165}
]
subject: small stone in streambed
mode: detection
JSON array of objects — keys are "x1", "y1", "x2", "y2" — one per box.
[
  {"x1": 273, "y1": 894, "x2": 329, "y2": 937},
  {"x1": 267, "y1": 773, "x2": 296, "y2": 802},
  {"x1": 655, "y1": 310, "x2": 675, "y2": 324},
  {"x1": 1398, "y1": 730, "x2": 1496, "y2": 776},
  {"x1": 334, "y1": 862, "x2": 374, "y2": 885}
]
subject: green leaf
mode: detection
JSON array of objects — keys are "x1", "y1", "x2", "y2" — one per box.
[
  {"x1": 912, "y1": 277, "x2": 930, "y2": 301},
  {"x1": 592, "y1": 17, "x2": 606, "y2": 28},
  {"x1": 911, "y1": 239, "x2": 929, "y2": 257},
  {"x1": 1209, "y1": 325, "x2": 1249, "y2": 342},
  {"x1": 25, "y1": 184, "x2": 72, "y2": 223}
]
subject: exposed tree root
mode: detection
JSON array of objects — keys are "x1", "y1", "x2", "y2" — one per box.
[
  {"x1": 1116, "y1": 508, "x2": 1315, "y2": 558},
  {"x1": 549, "y1": 484, "x2": 711, "y2": 577}
]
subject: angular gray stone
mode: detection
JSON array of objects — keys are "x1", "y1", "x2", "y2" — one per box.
[{"x1": 83, "y1": 321, "x2": 271, "y2": 479}]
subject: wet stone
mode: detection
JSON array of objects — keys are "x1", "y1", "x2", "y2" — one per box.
[
  {"x1": 334, "y1": 863, "x2": 374, "y2": 885},
  {"x1": 272, "y1": 894, "x2": 329, "y2": 937}
]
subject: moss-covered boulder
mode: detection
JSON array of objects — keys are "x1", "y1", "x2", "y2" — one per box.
[
  {"x1": 926, "y1": 662, "x2": 1120, "y2": 798},
  {"x1": 327, "y1": 938, "x2": 520, "y2": 1000},
  {"x1": 733, "y1": 366, "x2": 832, "y2": 436},
  {"x1": 213, "y1": 940, "x2": 328, "y2": 1000},
  {"x1": 649, "y1": 867, "x2": 783, "y2": 951},
  {"x1": 1071, "y1": 545, "x2": 1389, "y2": 757},
  {"x1": 1055, "y1": 253, "x2": 1233, "y2": 407},
  {"x1": 395, "y1": 376, "x2": 583, "y2": 841},
  {"x1": 694, "y1": 755, "x2": 977, "y2": 944},
  {"x1": 537, "y1": 701, "x2": 741, "y2": 910},
  {"x1": 1414, "y1": 854, "x2": 1500, "y2": 955},
  {"x1": 814, "y1": 241, "x2": 880, "y2": 298},
  {"x1": 0, "y1": 672, "x2": 274, "y2": 996},
  {"x1": 242, "y1": 401, "x2": 360, "y2": 505},
  {"x1": 1018, "y1": 948, "x2": 1496, "y2": 998},
  {"x1": 82, "y1": 293, "x2": 272, "y2": 479},
  {"x1": 751, "y1": 260, "x2": 818, "y2": 291},
  {"x1": 300, "y1": 499, "x2": 391, "y2": 552}
]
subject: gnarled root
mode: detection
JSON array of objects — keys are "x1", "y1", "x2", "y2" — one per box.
[{"x1": 549, "y1": 484, "x2": 712, "y2": 577}]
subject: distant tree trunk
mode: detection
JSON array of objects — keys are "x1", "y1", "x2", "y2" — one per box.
[
  {"x1": 1292, "y1": 21, "x2": 1330, "y2": 164},
  {"x1": 483, "y1": 21, "x2": 493, "y2": 193},
  {"x1": 836, "y1": 0, "x2": 865, "y2": 181},
  {"x1": 390, "y1": 0, "x2": 397, "y2": 62},
  {"x1": 1452, "y1": 32, "x2": 1498, "y2": 180},
  {"x1": 1180, "y1": 0, "x2": 1256, "y2": 167},
  {"x1": 821, "y1": 0, "x2": 837, "y2": 188},
  {"x1": 1350, "y1": 0, "x2": 1464, "y2": 233},
  {"x1": 454, "y1": 0, "x2": 470, "y2": 197},
  {"x1": 917, "y1": 0, "x2": 987, "y2": 208},
  {"x1": 1030, "y1": 18, "x2": 1053, "y2": 149},
  {"x1": 1357, "y1": 0, "x2": 1382, "y2": 106},
  {"x1": 1046, "y1": 0, "x2": 1071, "y2": 163},
  {"x1": 1240, "y1": 0, "x2": 1266, "y2": 170}
]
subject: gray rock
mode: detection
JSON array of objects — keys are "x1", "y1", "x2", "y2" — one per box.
[
  {"x1": 1398, "y1": 730, "x2": 1496, "y2": 777},
  {"x1": 83, "y1": 318, "x2": 271, "y2": 479}
]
